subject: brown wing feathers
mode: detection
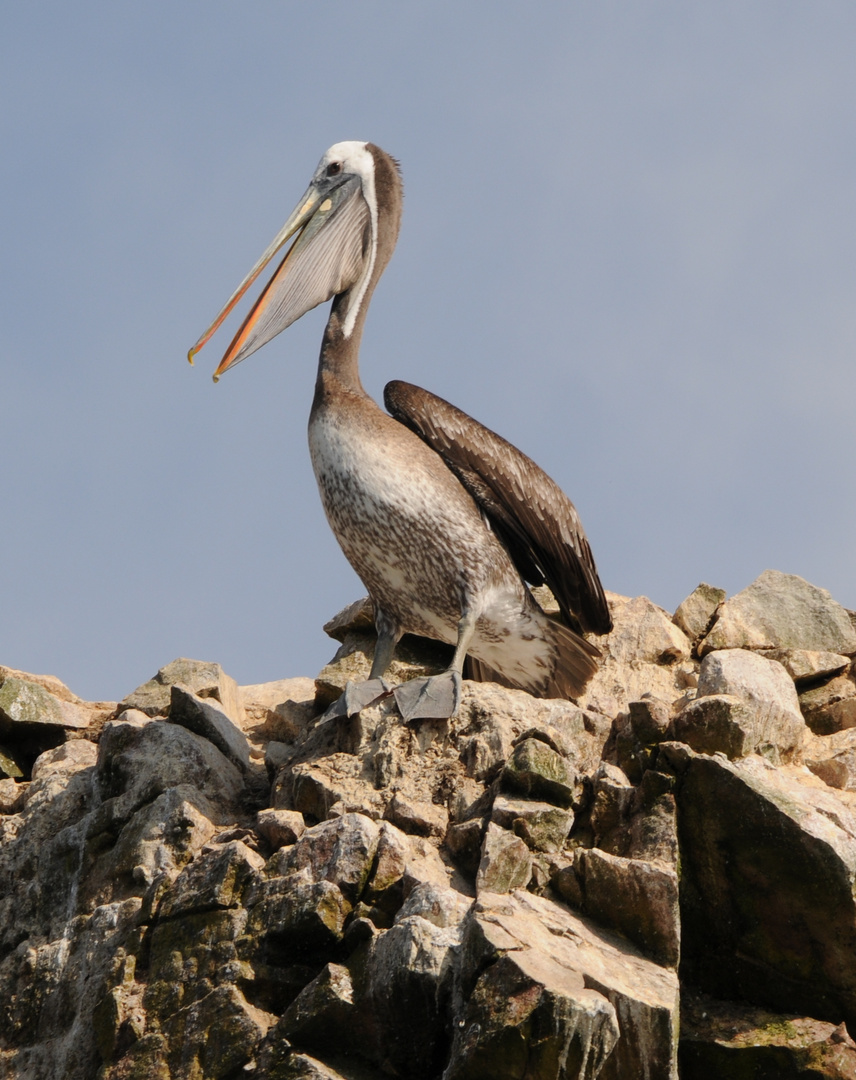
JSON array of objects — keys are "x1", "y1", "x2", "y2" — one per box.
[{"x1": 383, "y1": 380, "x2": 612, "y2": 635}]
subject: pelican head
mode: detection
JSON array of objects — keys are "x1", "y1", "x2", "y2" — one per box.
[{"x1": 188, "y1": 141, "x2": 392, "y2": 381}]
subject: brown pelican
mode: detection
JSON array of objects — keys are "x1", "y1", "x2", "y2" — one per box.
[{"x1": 189, "y1": 142, "x2": 612, "y2": 720}]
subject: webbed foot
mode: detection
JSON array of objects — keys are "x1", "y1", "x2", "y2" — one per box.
[
  {"x1": 392, "y1": 670, "x2": 462, "y2": 721},
  {"x1": 318, "y1": 678, "x2": 392, "y2": 724}
]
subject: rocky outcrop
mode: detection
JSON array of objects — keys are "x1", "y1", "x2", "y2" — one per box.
[{"x1": 1, "y1": 568, "x2": 855, "y2": 1078}]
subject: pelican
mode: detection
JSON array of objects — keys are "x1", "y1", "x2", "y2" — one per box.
[{"x1": 189, "y1": 142, "x2": 612, "y2": 720}]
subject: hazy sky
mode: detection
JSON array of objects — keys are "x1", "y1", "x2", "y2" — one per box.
[{"x1": 3, "y1": 3, "x2": 855, "y2": 702}]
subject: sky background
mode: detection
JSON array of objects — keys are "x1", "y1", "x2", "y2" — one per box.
[{"x1": 2, "y1": 3, "x2": 855, "y2": 703}]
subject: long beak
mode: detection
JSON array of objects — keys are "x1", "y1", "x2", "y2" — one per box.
[{"x1": 187, "y1": 184, "x2": 322, "y2": 380}]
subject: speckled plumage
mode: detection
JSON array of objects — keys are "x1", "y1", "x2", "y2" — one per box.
[{"x1": 194, "y1": 140, "x2": 611, "y2": 701}]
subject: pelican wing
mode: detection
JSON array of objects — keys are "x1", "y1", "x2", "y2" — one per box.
[{"x1": 384, "y1": 380, "x2": 613, "y2": 635}]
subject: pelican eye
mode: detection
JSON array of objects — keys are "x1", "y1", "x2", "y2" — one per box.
[{"x1": 326, "y1": 161, "x2": 343, "y2": 177}]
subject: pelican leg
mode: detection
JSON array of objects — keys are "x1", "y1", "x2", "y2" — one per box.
[
  {"x1": 319, "y1": 615, "x2": 400, "y2": 724},
  {"x1": 393, "y1": 609, "x2": 477, "y2": 722}
]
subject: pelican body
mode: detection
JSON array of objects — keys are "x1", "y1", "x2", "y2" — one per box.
[{"x1": 190, "y1": 142, "x2": 611, "y2": 718}]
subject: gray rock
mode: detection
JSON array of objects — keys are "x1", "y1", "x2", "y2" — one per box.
[
  {"x1": 475, "y1": 822, "x2": 532, "y2": 894},
  {"x1": 168, "y1": 683, "x2": 252, "y2": 772},
  {"x1": 277, "y1": 962, "x2": 356, "y2": 1054},
  {"x1": 673, "y1": 693, "x2": 804, "y2": 763},
  {"x1": 120, "y1": 657, "x2": 244, "y2": 723},
  {"x1": 674, "y1": 747, "x2": 856, "y2": 1027},
  {"x1": 0, "y1": 676, "x2": 89, "y2": 729},
  {"x1": 490, "y1": 794, "x2": 573, "y2": 853},
  {"x1": 256, "y1": 807, "x2": 306, "y2": 849},
  {"x1": 269, "y1": 813, "x2": 380, "y2": 905},
  {"x1": 679, "y1": 991, "x2": 856, "y2": 1079},
  {"x1": 158, "y1": 840, "x2": 264, "y2": 919},
  {"x1": 673, "y1": 583, "x2": 726, "y2": 641},
  {"x1": 700, "y1": 569, "x2": 856, "y2": 656},
  {"x1": 675, "y1": 649, "x2": 806, "y2": 762},
  {"x1": 502, "y1": 737, "x2": 578, "y2": 807},
  {"x1": 573, "y1": 848, "x2": 680, "y2": 968},
  {"x1": 758, "y1": 648, "x2": 850, "y2": 686},
  {"x1": 453, "y1": 890, "x2": 679, "y2": 1080},
  {"x1": 799, "y1": 673, "x2": 856, "y2": 735}
]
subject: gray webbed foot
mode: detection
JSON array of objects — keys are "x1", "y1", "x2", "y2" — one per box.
[
  {"x1": 393, "y1": 671, "x2": 462, "y2": 722},
  {"x1": 318, "y1": 678, "x2": 392, "y2": 724}
]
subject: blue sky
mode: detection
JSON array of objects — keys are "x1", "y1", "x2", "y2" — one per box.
[{"x1": 3, "y1": 3, "x2": 855, "y2": 701}]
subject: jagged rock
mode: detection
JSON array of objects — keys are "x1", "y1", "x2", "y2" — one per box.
[
  {"x1": 314, "y1": 631, "x2": 451, "y2": 707},
  {"x1": 803, "y1": 729, "x2": 856, "y2": 792},
  {"x1": 669, "y1": 744, "x2": 856, "y2": 1027},
  {"x1": 97, "y1": 711, "x2": 245, "y2": 821},
  {"x1": 169, "y1": 683, "x2": 252, "y2": 772},
  {"x1": 158, "y1": 839, "x2": 264, "y2": 919},
  {"x1": 451, "y1": 890, "x2": 679, "y2": 1080},
  {"x1": 699, "y1": 569, "x2": 856, "y2": 656},
  {"x1": 322, "y1": 596, "x2": 376, "y2": 641},
  {"x1": 363, "y1": 821, "x2": 452, "y2": 917},
  {"x1": 673, "y1": 582, "x2": 726, "y2": 641},
  {"x1": 475, "y1": 822, "x2": 532, "y2": 894},
  {"x1": 580, "y1": 593, "x2": 696, "y2": 718},
  {"x1": 628, "y1": 696, "x2": 672, "y2": 744},
  {"x1": 357, "y1": 903, "x2": 464, "y2": 1078},
  {"x1": 444, "y1": 818, "x2": 485, "y2": 877},
  {"x1": 799, "y1": 672, "x2": 856, "y2": 735},
  {"x1": 384, "y1": 791, "x2": 448, "y2": 838},
  {"x1": 277, "y1": 962, "x2": 356, "y2": 1055},
  {"x1": 241, "y1": 676, "x2": 318, "y2": 742},
  {"x1": 759, "y1": 648, "x2": 851, "y2": 686},
  {"x1": 269, "y1": 813, "x2": 380, "y2": 905},
  {"x1": 0, "y1": 775, "x2": 26, "y2": 812},
  {"x1": 396, "y1": 881, "x2": 472, "y2": 927},
  {"x1": 672, "y1": 648, "x2": 805, "y2": 763},
  {"x1": 0, "y1": 746, "x2": 25, "y2": 780},
  {"x1": 490, "y1": 794, "x2": 573, "y2": 853},
  {"x1": 572, "y1": 848, "x2": 680, "y2": 968},
  {"x1": 679, "y1": 991, "x2": 856, "y2": 1079},
  {"x1": 0, "y1": 675, "x2": 90, "y2": 730},
  {"x1": 256, "y1": 807, "x2": 306, "y2": 849},
  {"x1": 502, "y1": 737, "x2": 578, "y2": 807},
  {"x1": 120, "y1": 657, "x2": 244, "y2": 724}
]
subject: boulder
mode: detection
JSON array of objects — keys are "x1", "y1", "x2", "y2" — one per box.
[
  {"x1": 699, "y1": 570, "x2": 856, "y2": 656},
  {"x1": 671, "y1": 745, "x2": 856, "y2": 1027},
  {"x1": 672, "y1": 583, "x2": 726, "y2": 641},
  {"x1": 475, "y1": 822, "x2": 532, "y2": 894},
  {"x1": 799, "y1": 673, "x2": 856, "y2": 735},
  {"x1": 120, "y1": 657, "x2": 244, "y2": 724},
  {"x1": 168, "y1": 683, "x2": 252, "y2": 772},
  {"x1": 452, "y1": 890, "x2": 679, "y2": 1080}
]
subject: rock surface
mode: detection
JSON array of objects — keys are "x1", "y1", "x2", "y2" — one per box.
[{"x1": 3, "y1": 568, "x2": 856, "y2": 1078}]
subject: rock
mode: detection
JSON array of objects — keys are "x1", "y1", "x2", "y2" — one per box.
[
  {"x1": 672, "y1": 649, "x2": 805, "y2": 762},
  {"x1": 396, "y1": 881, "x2": 471, "y2": 928},
  {"x1": 700, "y1": 570, "x2": 856, "y2": 656},
  {"x1": 475, "y1": 822, "x2": 532, "y2": 894},
  {"x1": 322, "y1": 596, "x2": 376, "y2": 641},
  {"x1": 0, "y1": 675, "x2": 90, "y2": 729},
  {"x1": 241, "y1": 676, "x2": 318, "y2": 741},
  {"x1": 804, "y1": 729, "x2": 856, "y2": 792},
  {"x1": 629, "y1": 696, "x2": 672, "y2": 744},
  {"x1": 97, "y1": 711, "x2": 245, "y2": 821},
  {"x1": 277, "y1": 962, "x2": 356, "y2": 1055},
  {"x1": 168, "y1": 683, "x2": 252, "y2": 772},
  {"x1": 579, "y1": 593, "x2": 696, "y2": 718},
  {"x1": 444, "y1": 818, "x2": 485, "y2": 877},
  {"x1": 673, "y1": 747, "x2": 856, "y2": 1027},
  {"x1": 799, "y1": 673, "x2": 856, "y2": 735},
  {"x1": 158, "y1": 840, "x2": 264, "y2": 919},
  {"x1": 384, "y1": 791, "x2": 449, "y2": 837},
  {"x1": 0, "y1": 745, "x2": 25, "y2": 780},
  {"x1": 269, "y1": 813, "x2": 380, "y2": 905},
  {"x1": 0, "y1": 776, "x2": 26, "y2": 812},
  {"x1": 451, "y1": 890, "x2": 679, "y2": 1080},
  {"x1": 314, "y1": 631, "x2": 451, "y2": 707},
  {"x1": 673, "y1": 583, "x2": 726, "y2": 641},
  {"x1": 490, "y1": 794, "x2": 573, "y2": 853},
  {"x1": 120, "y1": 657, "x2": 244, "y2": 724},
  {"x1": 759, "y1": 648, "x2": 851, "y2": 686},
  {"x1": 679, "y1": 991, "x2": 856, "y2": 1079},
  {"x1": 256, "y1": 807, "x2": 306, "y2": 849},
  {"x1": 572, "y1": 848, "x2": 680, "y2": 968},
  {"x1": 502, "y1": 737, "x2": 577, "y2": 807}
]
